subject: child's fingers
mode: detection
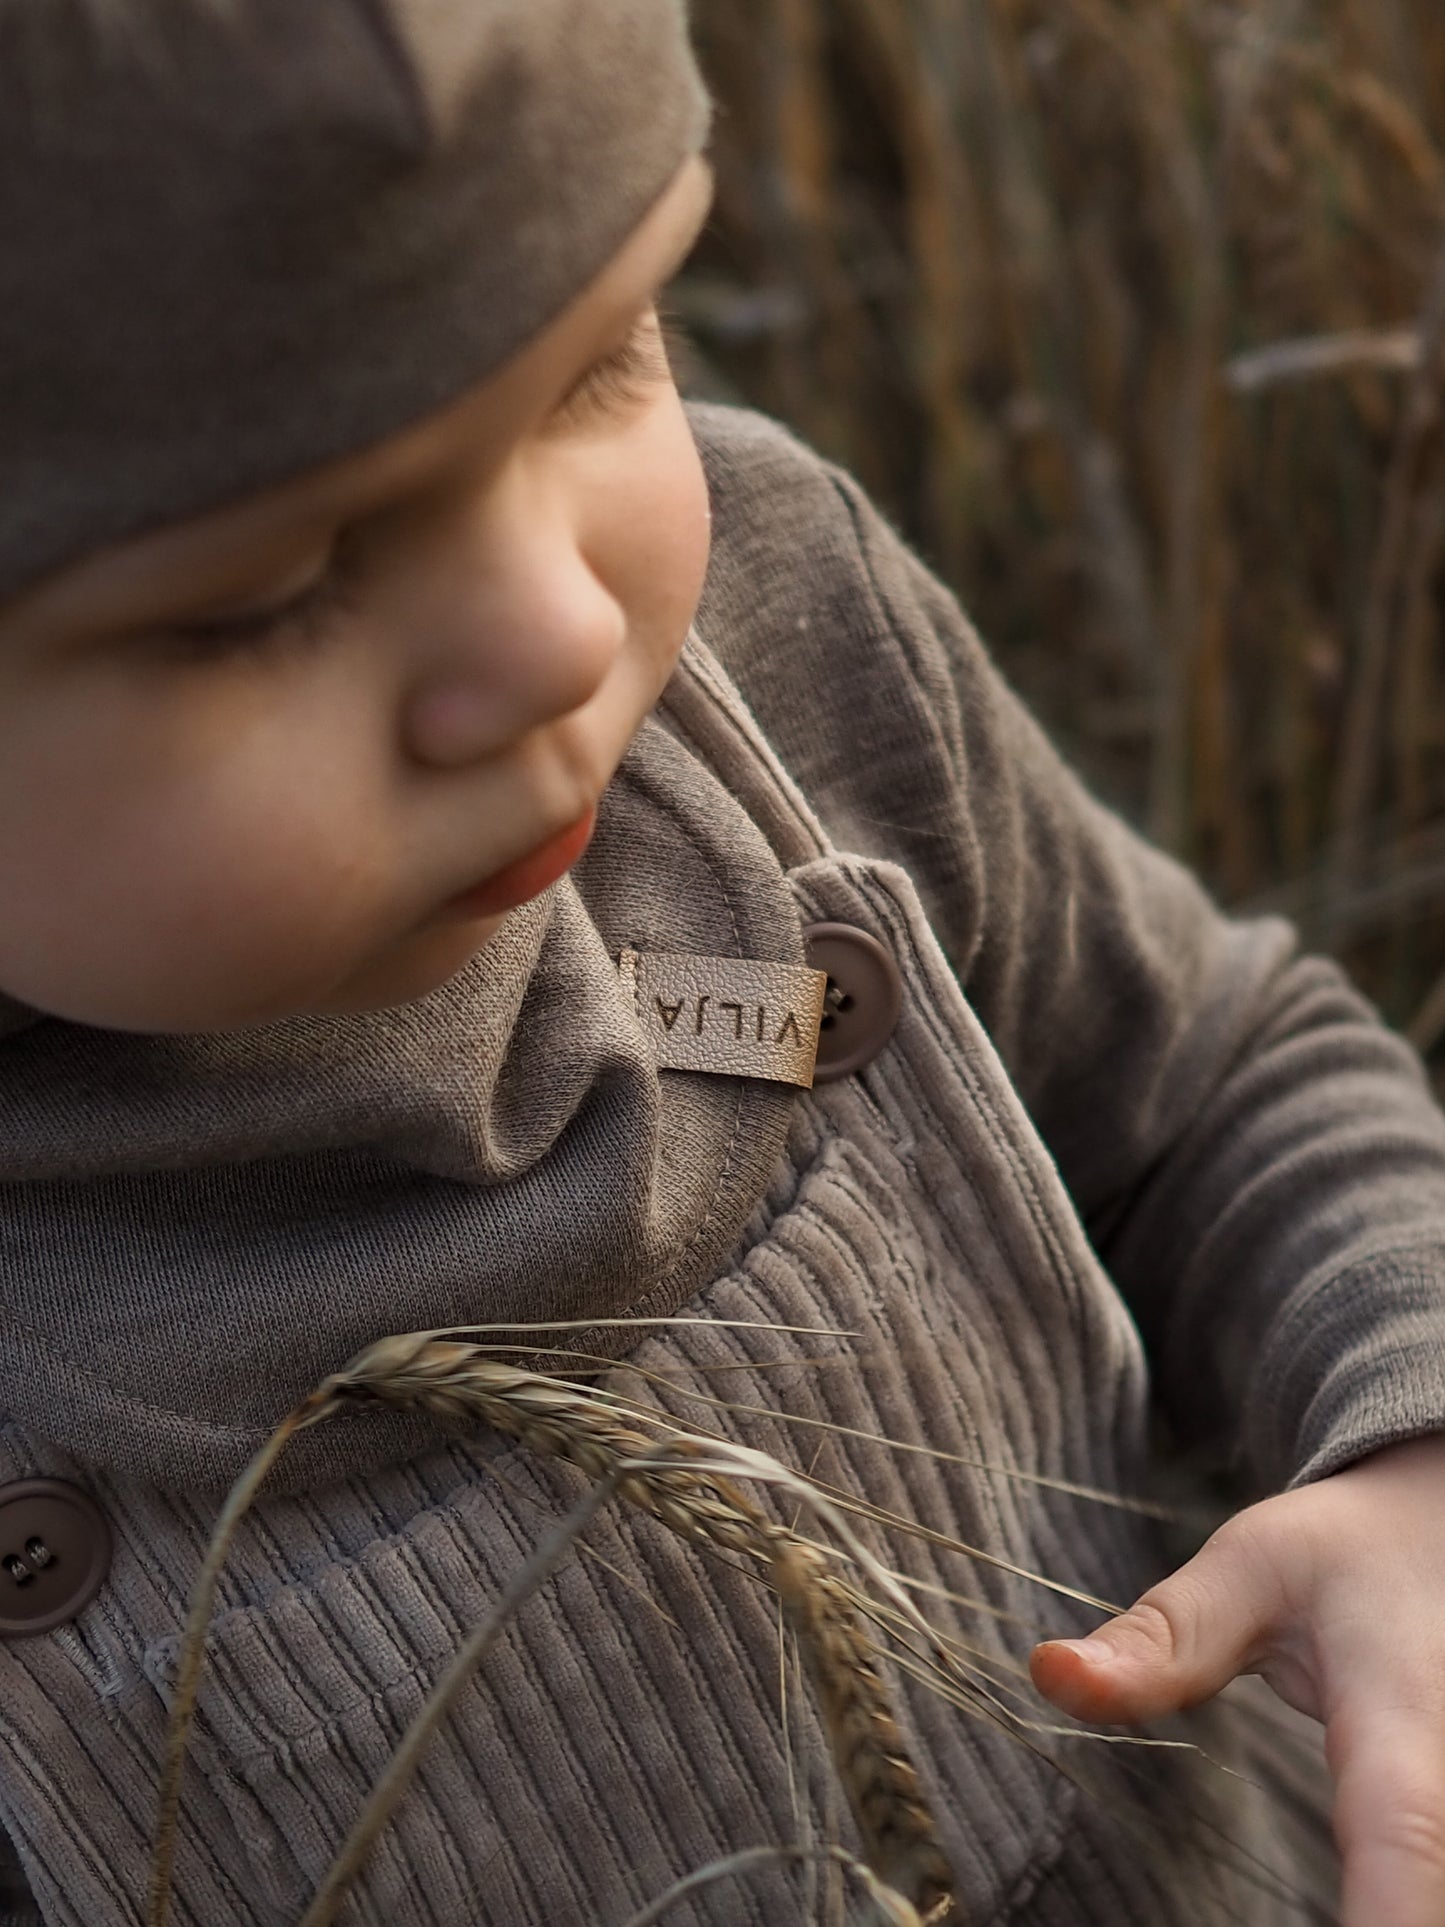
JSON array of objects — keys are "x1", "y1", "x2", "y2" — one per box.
[
  {"x1": 1029, "y1": 1513, "x2": 1294, "y2": 1723},
  {"x1": 1331, "y1": 1699, "x2": 1445, "y2": 1927}
]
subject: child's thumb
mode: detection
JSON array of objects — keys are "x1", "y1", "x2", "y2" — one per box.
[{"x1": 1028, "y1": 1522, "x2": 1283, "y2": 1724}]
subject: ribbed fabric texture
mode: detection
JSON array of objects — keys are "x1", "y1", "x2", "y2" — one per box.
[
  {"x1": 688, "y1": 403, "x2": 1445, "y2": 1500},
  {"x1": 0, "y1": 852, "x2": 1339, "y2": 1923},
  {"x1": 4, "y1": 404, "x2": 1444, "y2": 1918}
]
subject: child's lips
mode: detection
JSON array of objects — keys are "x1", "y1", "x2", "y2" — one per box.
[{"x1": 440, "y1": 808, "x2": 598, "y2": 920}]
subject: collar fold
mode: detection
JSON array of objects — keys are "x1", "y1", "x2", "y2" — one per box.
[{"x1": 0, "y1": 707, "x2": 804, "y2": 1492}]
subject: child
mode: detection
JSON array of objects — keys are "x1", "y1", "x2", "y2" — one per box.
[{"x1": 0, "y1": 3, "x2": 1442, "y2": 1922}]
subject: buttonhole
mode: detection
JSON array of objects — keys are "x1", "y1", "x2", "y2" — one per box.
[{"x1": 3, "y1": 1555, "x2": 32, "y2": 1587}]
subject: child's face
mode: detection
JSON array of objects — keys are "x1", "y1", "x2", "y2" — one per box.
[{"x1": 0, "y1": 158, "x2": 715, "y2": 1034}]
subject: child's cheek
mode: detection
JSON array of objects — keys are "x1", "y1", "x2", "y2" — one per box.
[
  {"x1": 0, "y1": 677, "x2": 386, "y2": 1033},
  {"x1": 586, "y1": 389, "x2": 712, "y2": 688}
]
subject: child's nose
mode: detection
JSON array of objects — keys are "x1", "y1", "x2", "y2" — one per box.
[{"x1": 399, "y1": 515, "x2": 626, "y2": 771}]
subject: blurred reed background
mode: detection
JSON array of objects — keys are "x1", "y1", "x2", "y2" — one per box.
[{"x1": 676, "y1": 0, "x2": 1445, "y2": 1070}]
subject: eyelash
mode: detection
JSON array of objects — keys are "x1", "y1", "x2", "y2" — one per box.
[
  {"x1": 556, "y1": 312, "x2": 678, "y2": 423},
  {"x1": 170, "y1": 313, "x2": 683, "y2": 660},
  {"x1": 167, "y1": 536, "x2": 357, "y2": 660}
]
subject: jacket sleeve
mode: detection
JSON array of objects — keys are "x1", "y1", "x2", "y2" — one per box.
[{"x1": 691, "y1": 402, "x2": 1445, "y2": 1498}]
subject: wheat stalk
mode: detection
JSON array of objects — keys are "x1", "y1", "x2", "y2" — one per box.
[
  {"x1": 616, "y1": 1843, "x2": 930, "y2": 1927},
  {"x1": 772, "y1": 1537, "x2": 956, "y2": 1921},
  {"x1": 147, "y1": 1325, "x2": 1326, "y2": 1925},
  {"x1": 332, "y1": 1335, "x2": 779, "y2": 1559},
  {"x1": 150, "y1": 1333, "x2": 961, "y2": 1927}
]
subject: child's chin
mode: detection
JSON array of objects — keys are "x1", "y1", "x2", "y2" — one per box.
[
  {"x1": 11, "y1": 918, "x2": 510, "y2": 1034},
  {"x1": 310, "y1": 917, "x2": 510, "y2": 1017}
]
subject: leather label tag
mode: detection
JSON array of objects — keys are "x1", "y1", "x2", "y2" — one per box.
[{"x1": 618, "y1": 950, "x2": 827, "y2": 1089}]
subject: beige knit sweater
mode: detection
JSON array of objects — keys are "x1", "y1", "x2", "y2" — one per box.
[{"x1": 1, "y1": 404, "x2": 1443, "y2": 1923}]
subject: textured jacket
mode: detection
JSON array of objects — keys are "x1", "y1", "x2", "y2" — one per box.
[{"x1": 2, "y1": 404, "x2": 1445, "y2": 1924}]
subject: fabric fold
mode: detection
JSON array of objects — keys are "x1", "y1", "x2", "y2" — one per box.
[{"x1": 0, "y1": 713, "x2": 804, "y2": 1493}]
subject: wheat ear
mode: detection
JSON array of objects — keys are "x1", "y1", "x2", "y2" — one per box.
[
  {"x1": 772, "y1": 1538, "x2": 956, "y2": 1922},
  {"x1": 152, "y1": 1334, "x2": 961, "y2": 1926},
  {"x1": 325, "y1": 1336, "x2": 960, "y2": 1918},
  {"x1": 330, "y1": 1335, "x2": 774, "y2": 1557}
]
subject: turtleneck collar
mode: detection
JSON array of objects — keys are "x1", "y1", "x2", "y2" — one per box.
[{"x1": 0, "y1": 686, "x2": 807, "y2": 1493}]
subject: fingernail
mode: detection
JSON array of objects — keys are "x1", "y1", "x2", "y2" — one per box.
[{"x1": 1048, "y1": 1635, "x2": 1115, "y2": 1664}]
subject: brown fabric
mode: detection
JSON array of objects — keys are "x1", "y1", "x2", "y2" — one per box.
[
  {"x1": 0, "y1": 641, "x2": 1339, "y2": 1927},
  {"x1": 0, "y1": 402, "x2": 1439, "y2": 1922},
  {"x1": 685, "y1": 402, "x2": 1445, "y2": 1499},
  {"x1": 0, "y1": 712, "x2": 805, "y2": 1493},
  {"x1": 0, "y1": 0, "x2": 709, "y2": 604},
  {"x1": 1, "y1": 399, "x2": 1444, "y2": 1500}
]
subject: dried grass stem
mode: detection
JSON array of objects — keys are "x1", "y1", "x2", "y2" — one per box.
[{"x1": 150, "y1": 1334, "x2": 963, "y2": 1927}]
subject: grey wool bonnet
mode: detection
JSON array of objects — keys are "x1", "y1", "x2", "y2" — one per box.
[{"x1": 0, "y1": 0, "x2": 711, "y2": 606}]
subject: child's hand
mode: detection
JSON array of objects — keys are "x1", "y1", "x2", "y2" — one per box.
[{"x1": 1030, "y1": 1432, "x2": 1445, "y2": 1927}]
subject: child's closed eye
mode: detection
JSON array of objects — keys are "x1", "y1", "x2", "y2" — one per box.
[
  {"x1": 161, "y1": 544, "x2": 359, "y2": 660},
  {"x1": 155, "y1": 314, "x2": 687, "y2": 663},
  {"x1": 554, "y1": 310, "x2": 684, "y2": 427}
]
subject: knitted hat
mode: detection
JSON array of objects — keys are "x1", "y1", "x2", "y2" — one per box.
[{"x1": 0, "y1": 0, "x2": 710, "y2": 606}]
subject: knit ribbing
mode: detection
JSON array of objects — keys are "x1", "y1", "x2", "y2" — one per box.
[
  {"x1": 0, "y1": 850, "x2": 1337, "y2": 1924},
  {"x1": 5, "y1": 402, "x2": 1439, "y2": 1920}
]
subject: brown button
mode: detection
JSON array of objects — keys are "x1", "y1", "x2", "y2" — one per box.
[
  {"x1": 803, "y1": 923, "x2": 904, "y2": 1084},
  {"x1": 0, "y1": 1480, "x2": 112, "y2": 1638}
]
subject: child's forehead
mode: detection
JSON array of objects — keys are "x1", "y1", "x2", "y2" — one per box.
[{"x1": 0, "y1": 0, "x2": 710, "y2": 608}]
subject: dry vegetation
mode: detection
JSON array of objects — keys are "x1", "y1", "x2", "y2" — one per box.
[
  {"x1": 151, "y1": 1332, "x2": 978, "y2": 1925},
  {"x1": 680, "y1": 0, "x2": 1445, "y2": 1056},
  {"x1": 152, "y1": 1330, "x2": 1321, "y2": 1922}
]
